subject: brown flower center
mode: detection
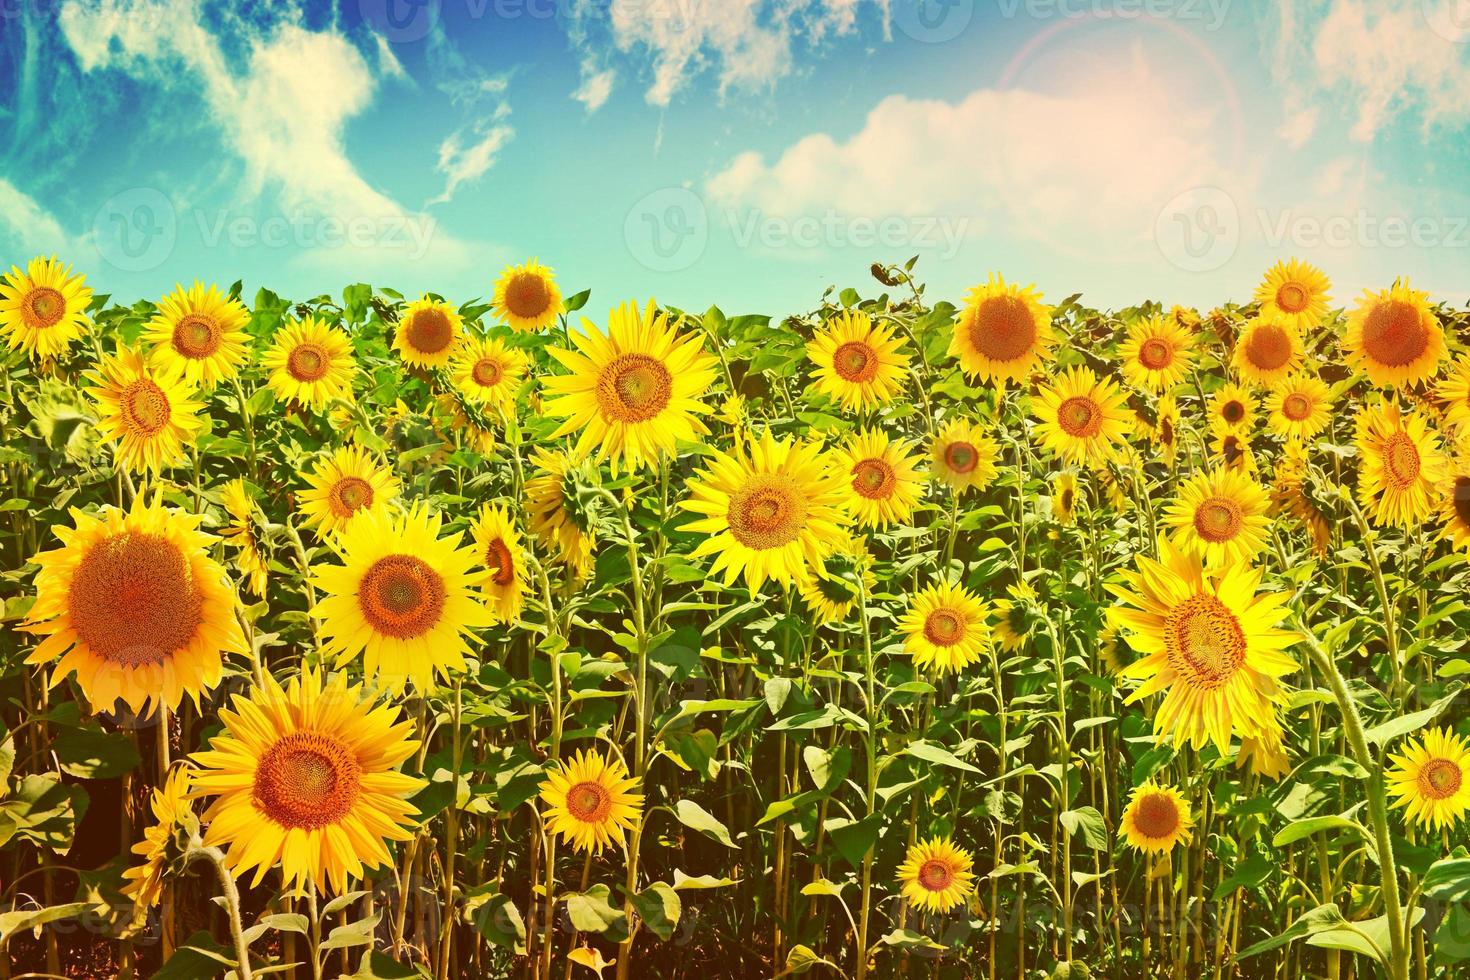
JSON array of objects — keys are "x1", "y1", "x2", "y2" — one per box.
[
  {"x1": 357, "y1": 555, "x2": 446, "y2": 639},
  {"x1": 1244, "y1": 323, "x2": 1293, "y2": 371},
  {"x1": 1419, "y1": 758, "x2": 1463, "y2": 800},
  {"x1": 329, "y1": 476, "x2": 374, "y2": 518},
  {"x1": 1193, "y1": 496, "x2": 1243, "y2": 543},
  {"x1": 472, "y1": 357, "x2": 503, "y2": 388},
  {"x1": 287, "y1": 343, "x2": 330, "y2": 382},
  {"x1": 1361, "y1": 299, "x2": 1429, "y2": 368},
  {"x1": 504, "y1": 272, "x2": 551, "y2": 319},
  {"x1": 120, "y1": 378, "x2": 171, "y2": 436},
  {"x1": 1221, "y1": 399, "x2": 1245, "y2": 424},
  {"x1": 850, "y1": 458, "x2": 896, "y2": 500},
  {"x1": 596, "y1": 353, "x2": 672, "y2": 423},
  {"x1": 404, "y1": 307, "x2": 454, "y2": 355},
  {"x1": 832, "y1": 341, "x2": 878, "y2": 383},
  {"x1": 23, "y1": 286, "x2": 65, "y2": 329},
  {"x1": 1381, "y1": 431, "x2": 1421, "y2": 490},
  {"x1": 565, "y1": 780, "x2": 612, "y2": 823},
  {"x1": 727, "y1": 475, "x2": 806, "y2": 551},
  {"x1": 1453, "y1": 477, "x2": 1470, "y2": 529},
  {"x1": 68, "y1": 532, "x2": 203, "y2": 667},
  {"x1": 917, "y1": 859, "x2": 955, "y2": 892},
  {"x1": 923, "y1": 608, "x2": 965, "y2": 647},
  {"x1": 1281, "y1": 392, "x2": 1313, "y2": 421},
  {"x1": 968, "y1": 295, "x2": 1036, "y2": 362},
  {"x1": 172, "y1": 314, "x2": 221, "y2": 359},
  {"x1": 485, "y1": 538, "x2": 515, "y2": 587},
  {"x1": 1057, "y1": 396, "x2": 1101, "y2": 438},
  {"x1": 1133, "y1": 792, "x2": 1180, "y2": 839},
  {"x1": 1163, "y1": 593, "x2": 1247, "y2": 690},
  {"x1": 1139, "y1": 338, "x2": 1174, "y2": 370},
  {"x1": 943, "y1": 440, "x2": 978, "y2": 474},
  {"x1": 1275, "y1": 282, "x2": 1309, "y2": 314},
  {"x1": 254, "y1": 731, "x2": 361, "y2": 830}
]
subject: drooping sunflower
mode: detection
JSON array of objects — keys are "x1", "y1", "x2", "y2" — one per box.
[
  {"x1": 991, "y1": 583, "x2": 1036, "y2": 653},
  {"x1": 930, "y1": 418, "x2": 1001, "y2": 495},
  {"x1": 261, "y1": 317, "x2": 356, "y2": 411},
  {"x1": 1439, "y1": 451, "x2": 1470, "y2": 552},
  {"x1": 491, "y1": 259, "x2": 563, "y2": 333},
  {"x1": 1162, "y1": 468, "x2": 1271, "y2": 567},
  {"x1": 1232, "y1": 318, "x2": 1303, "y2": 387},
  {"x1": 1119, "y1": 314, "x2": 1194, "y2": 393},
  {"x1": 298, "y1": 446, "x2": 400, "y2": 536},
  {"x1": 1387, "y1": 727, "x2": 1470, "y2": 831},
  {"x1": 1235, "y1": 726, "x2": 1291, "y2": 781},
  {"x1": 1355, "y1": 403, "x2": 1444, "y2": 527},
  {"x1": 1210, "y1": 419, "x2": 1257, "y2": 475},
  {"x1": 1435, "y1": 355, "x2": 1470, "y2": 436},
  {"x1": 899, "y1": 581, "x2": 990, "y2": 675},
  {"x1": 897, "y1": 837, "x2": 976, "y2": 914},
  {"x1": 832, "y1": 430, "x2": 924, "y2": 529},
  {"x1": 1108, "y1": 538, "x2": 1297, "y2": 751},
  {"x1": 1032, "y1": 367, "x2": 1132, "y2": 468},
  {"x1": 1120, "y1": 781, "x2": 1194, "y2": 854},
  {"x1": 394, "y1": 296, "x2": 463, "y2": 369},
  {"x1": 312, "y1": 504, "x2": 492, "y2": 694},
  {"x1": 1209, "y1": 382, "x2": 1258, "y2": 434},
  {"x1": 472, "y1": 503, "x2": 527, "y2": 624},
  {"x1": 23, "y1": 494, "x2": 244, "y2": 716},
  {"x1": 1136, "y1": 395, "x2": 1182, "y2": 467},
  {"x1": 86, "y1": 346, "x2": 205, "y2": 474},
  {"x1": 143, "y1": 281, "x2": 250, "y2": 388},
  {"x1": 797, "y1": 538, "x2": 875, "y2": 625},
  {"x1": 543, "y1": 300, "x2": 718, "y2": 474},
  {"x1": 220, "y1": 478, "x2": 268, "y2": 598},
  {"x1": 539, "y1": 749, "x2": 643, "y2": 854},
  {"x1": 450, "y1": 335, "x2": 527, "y2": 412},
  {"x1": 1343, "y1": 280, "x2": 1446, "y2": 390},
  {"x1": 1264, "y1": 374, "x2": 1333, "y2": 442},
  {"x1": 189, "y1": 670, "x2": 424, "y2": 894},
  {"x1": 1053, "y1": 471, "x2": 1079, "y2": 526},
  {"x1": 806, "y1": 309, "x2": 911, "y2": 410},
  {"x1": 122, "y1": 767, "x2": 193, "y2": 909},
  {"x1": 1253, "y1": 258, "x2": 1331, "y2": 331},
  {"x1": 681, "y1": 431, "x2": 849, "y2": 592},
  {"x1": 525, "y1": 449, "x2": 598, "y2": 579},
  {"x1": 0, "y1": 256, "x2": 92, "y2": 361},
  {"x1": 949, "y1": 274, "x2": 1054, "y2": 385}
]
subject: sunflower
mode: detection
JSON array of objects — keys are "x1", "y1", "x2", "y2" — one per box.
[
  {"x1": 491, "y1": 259, "x2": 563, "y2": 333},
  {"x1": 949, "y1": 274, "x2": 1054, "y2": 385},
  {"x1": 1387, "y1": 727, "x2": 1470, "y2": 831},
  {"x1": 899, "y1": 581, "x2": 990, "y2": 675},
  {"x1": 1273, "y1": 443, "x2": 1331, "y2": 558},
  {"x1": 1119, "y1": 314, "x2": 1194, "y2": 393},
  {"x1": 262, "y1": 317, "x2": 356, "y2": 411},
  {"x1": 0, "y1": 256, "x2": 92, "y2": 361},
  {"x1": 1209, "y1": 383, "x2": 1258, "y2": 433},
  {"x1": 1253, "y1": 259, "x2": 1331, "y2": 331},
  {"x1": 220, "y1": 479, "x2": 268, "y2": 598},
  {"x1": 1439, "y1": 451, "x2": 1470, "y2": 552},
  {"x1": 298, "y1": 446, "x2": 400, "y2": 536},
  {"x1": 122, "y1": 767, "x2": 193, "y2": 909},
  {"x1": 312, "y1": 504, "x2": 492, "y2": 694},
  {"x1": 143, "y1": 281, "x2": 250, "y2": 387},
  {"x1": 1232, "y1": 318, "x2": 1303, "y2": 387},
  {"x1": 1235, "y1": 728, "x2": 1291, "y2": 781},
  {"x1": 1343, "y1": 280, "x2": 1446, "y2": 390},
  {"x1": 189, "y1": 670, "x2": 424, "y2": 893},
  {"x1": 394, "y1": 296, "x2": 463, "y2": 368},
  {"x1": 1053, "y1": 471, "x2": 1079, "y2": 526},
  {"x1": 1162, "y1": 469, "x2": 1271, "y2": 567},
  {"x1": 1120, "y1": 782, "x2": 1194, "y2": 854},
  {"x1": 806, "y1": 309, "x2": 911, "y2": 410},
  {"x1": 1264, "y1": 375, "x2": 1333, "y2": 442},
  {"x1": 1108, "y1": 538, "x2": 1296, "y2": 751},
  {"x1": 832, "y1": 430, "x2": 924, "y2": 529},
  {"x1": 897, "y1": 837, "x2": 976, "y2": 914},
  {"x1": 86, "y1": 347, "x2": 205, "y2": 474},
  {"x1": 991, "y1": 584, "x2": 1035, "y2": 652},
  {"x1": 1099, "y1": 624, "x2": 1135, "y2": 675},
  {"x1": 525, "y1": 449, "x2": 598, "y2": 579},
  {"x1": 450, "y1": 335, "x2": 527, "y2": 412},
  {"x1": 543, "y1": 300, "x2": 718, "y2": 474},
  {"x1": 681, "y1": 431, "x2": 849, "y2": 592},
  {"x1": 1032, "y1": 367, "x2": 1132, "y2": 468},
  {"x1": 23, "y1": 494, "x2": 244, "y2": 716},
  {"x1": 1355, "y1": 403, "x2": 1444, "y2": 527},
  {"x1": 539, "y1": 749, "x2": 643, "y2": 854},
  {"x1": 1210, "y1": 419, "x2": 1257, "y2": 475},
  {"x1": 472, "y1": 504, "x2": 527, "y2": 624},
  {"x1": 797, "y1": 538, "x2": 875, "y2": 625},
  {"x1": 1136, "y1": 396, "x2": 1182, "y2": 467},
  {"x1": 930, "y1": 418, "x2": 1001, "y2": 495}
]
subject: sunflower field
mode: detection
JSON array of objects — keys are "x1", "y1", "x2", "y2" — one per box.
[{"x1": 2, "y1": 254, "x2": 1470, "y2": 980}]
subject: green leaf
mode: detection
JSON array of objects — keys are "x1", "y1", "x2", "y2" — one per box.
[
  {"x1": 1237, "y1": 903, "x2": 1347, "y2": 960},
  {"x1": 320, "y1": 913, "x2": 381, "y2": 951},
  {"x1": 1212, "y1": 853, "x2": 1274, "y2": 900},
  {"x1": 1364, "y1": 685, "x2": 1462, "y2": 746},
  {"x1": 779, "y1": 944, "x2": 839, "y2": 977},
  {"x1": 904, "y1": 740, "x2": 981, "y2": 774},
  {"x1": 344, "y1": 951, "x2": 429, "y2": 979},
  {"x1": 151, "y1": 930, "x2": 236, "y2": 979},
  {"x1": 1271, "y1": 815, "x2": 1372, "y2": 849},
  {"x1": 0, "y1": 901, "x2": 87, "y2": 945},
  {"x1": 563, "y1": 884, "x2": 629, "y2": 942},
  {"x1": 1306, "y1": 908, "x2": 1424, "y2": 965},
  {"x1": 466, "y1": 892, "x2": 526, "y2": 951},
  {"x1": 674, "y1": 799, "x2": 738, "y2": 848},
  {"x1": 631, "y1": 882, "x2": 681, "y2": 941},
  {"x1": 877, "y1": 928, "x2": 947, "y2": 952},
  {"x1": 53, "y1": 726, "x2": 142, "y2": 779},
  {"x1": 1059, "y1": 807, "x2": 1109, "y2": 851},
  {"x1": 1424, "y1": 856, "x2": 1470, "y2": 903},
  {"x1": 671, "y1": 869, "x2": 739, "y2": 891},
  {"x1": 829, "y1": 814, "x2": 883, "y2": 868}
]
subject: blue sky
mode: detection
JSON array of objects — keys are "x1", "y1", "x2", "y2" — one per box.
[{"x1": 2, "y1": 0, "x2": 1469, "y2": 318}]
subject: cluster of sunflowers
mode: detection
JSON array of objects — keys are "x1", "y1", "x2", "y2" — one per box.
[{"x1": 0, "y1": 251, "x2": 1468, "y2": 979}]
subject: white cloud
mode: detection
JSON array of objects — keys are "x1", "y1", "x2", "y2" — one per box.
[
  {"x1": 0, "y1": 179, "x2": 74, "y2": 256},
  {"x1": 430, "y1": 122, "x2": 514, "y2": 206},
  {"x1": 574, "y1": 60, "x2": 617, "y2": 113}
]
